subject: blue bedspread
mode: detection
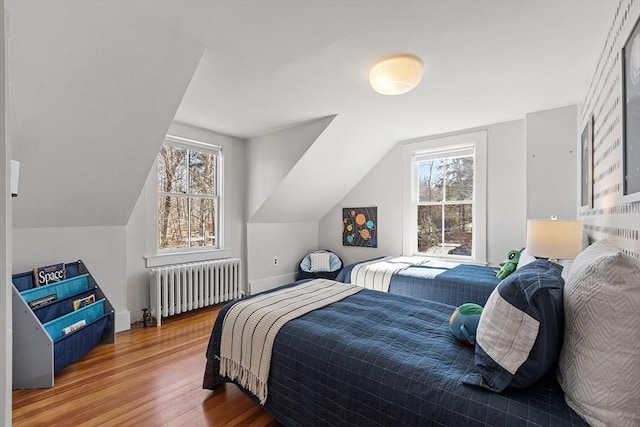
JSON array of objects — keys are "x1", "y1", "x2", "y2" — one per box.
[
  {"x1": 337, "y1": 258, "x2": 500, "y2": 306},
  {"x1": 204, "y1": 284, "x2": 587, "y2": 427}
]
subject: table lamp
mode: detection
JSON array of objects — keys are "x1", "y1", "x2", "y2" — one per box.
[{"x1": 526, "y1": 219, "x2": 583, "y2": 262}]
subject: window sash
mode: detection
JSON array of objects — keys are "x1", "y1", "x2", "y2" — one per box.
[
  {"x1": 158, "y1": 192, "x2": 218, "y2": 199},
  {"x1": 417, "y1": 200, "x2": 473, "y2": 206},
  {"x1": 157, "y1": 137, "x2": 221, "y2": 252},
  {"x1": 414, "y1": 158, "x2": 475, "y2": 259},
  {"x1": 413, "y1": 145, "x2": 473, "y2": 163},
  {"x1": 413, "y1": 146, "x2": 474, "y2": 204},
  {"x1": 165, "y1": 134, "x2": 221, "y2": 155},
  {"x1": 402, "y1": 130, "x2": 487, "y2": 263}
]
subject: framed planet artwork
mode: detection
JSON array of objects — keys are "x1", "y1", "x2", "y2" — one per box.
[{"x1": 342, "y1": 207, "x2": 377, "y2": 247}]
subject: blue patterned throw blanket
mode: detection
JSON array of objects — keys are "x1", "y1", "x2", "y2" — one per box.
[{"x1": 218, "y1": 279, "x2": 362, "y2": 404}]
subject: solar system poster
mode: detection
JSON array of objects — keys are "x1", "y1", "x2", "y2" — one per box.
[{"x1": 342, "y1": 207, "x2": 377, "y2": 247}]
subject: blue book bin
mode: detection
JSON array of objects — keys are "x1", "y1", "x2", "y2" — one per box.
[{"x1": 12, "y1": 260, "x2": 115, "y2": 388}]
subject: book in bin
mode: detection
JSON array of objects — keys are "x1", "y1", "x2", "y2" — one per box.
[
  {"x1": 62, "y1": 319, "x2": 86, "y2": 335},
  {"x1": 32, "y1": 263, "x2": 65, "y2": 287},
  {"x1": 73, "y1": 294, "x2": 95, "y2": 311}
]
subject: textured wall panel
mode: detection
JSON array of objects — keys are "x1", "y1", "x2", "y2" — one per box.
[{"x1": 580, "y1": 0, "x2": 640, "y2": 259}]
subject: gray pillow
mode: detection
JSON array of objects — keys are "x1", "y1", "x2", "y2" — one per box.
[{"x1": 557, "y1": 240, "x2": 640, "y2": 427}]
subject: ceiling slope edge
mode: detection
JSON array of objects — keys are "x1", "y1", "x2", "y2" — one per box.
[
  {"x1": 246, "y1": 115, "x2": 336, "y2": 220},
  {"x1": 248, "y1": 115, "x2": 398, "y2": 224}
]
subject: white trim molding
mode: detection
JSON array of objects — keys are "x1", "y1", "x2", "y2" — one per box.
[
  {"x1": 145, "y1": 248, "x2": 233, "y2": 268},
  {"x1": 402, "y1": 130, "x2": 487, "y2": 264}
]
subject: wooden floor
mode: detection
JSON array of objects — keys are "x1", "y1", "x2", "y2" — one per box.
[{"x1": 12, "y1": 306, "x2": 282, "y2": 427}]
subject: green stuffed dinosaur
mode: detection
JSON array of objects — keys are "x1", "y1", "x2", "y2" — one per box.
[{"x1": 496, "y1": 248, "x2": 524, "y2": 280}]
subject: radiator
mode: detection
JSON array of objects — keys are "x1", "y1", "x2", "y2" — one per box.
[{"x1": 150, "y1": 258, "x2": 241, "y2": 326}]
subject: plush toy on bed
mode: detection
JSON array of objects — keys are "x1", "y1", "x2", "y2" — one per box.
[
  {"x1": 495, "y1": 248, "x2": 523, "y2": 280},
  {"x1": 450, "y1": 303, "x2": 483, "y2": 346}
]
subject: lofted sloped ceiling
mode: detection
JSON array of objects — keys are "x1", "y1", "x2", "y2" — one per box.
[
  {"x1": 7, "y1": 1, "x2": 617, "y2": 227},
  {"x1": 248, "y1": 113, "x2": 398, "y2": 223},
  {"x1": 247, "y1": 115, "x2": 336, "y2": 221},
  {"x1": 7, "y1": 1, "x2": 204, "y2": 228},
  {"x1": 174, "y1": 1, "x2": 615, "y2": 224}
]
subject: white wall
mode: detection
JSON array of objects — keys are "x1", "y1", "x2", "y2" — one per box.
[
  {"x1": 247, "y1": 222, "x2": 318, "y2": 294},
  {"x1": 318, "y1": 142, "x2": 403, "y2": 265},
  {"x1": 1, "y1": 2, "x2": 10, "y2": 423},
  {"x1": 526, "y1": 105, "x2": 578, "y2": 221},
  {"x1": 319, "y1": 119, "x2": 528, "y2": 266},
  {"x1": 247, "y1": 116, "x2": 334, "y2": 219},
  {"x1": 486, "y1": 120, "x2": 528, "y2": 263},
  {"x1": 12, "y1": 227, "x2": 129, "y2": 331},
  {"x1": 11, "y1": 123, "x2": 247, "y2": 331},
  {"x1": 126, "y1": 172, "x2": 149, "y2": 324},
  {"x1": 244, "y1": 117, "x2": 336, "y2": 294},
  {"x1": 125, "y1": 122, "x2": 247, "y2": 321}
]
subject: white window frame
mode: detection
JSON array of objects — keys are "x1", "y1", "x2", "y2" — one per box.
[
  {"x1": 402, "y1": 130, "x2": 487, "y2": 264},
  {"x1": 157, "y1": 134, "x2": 222, "y2": 255}
]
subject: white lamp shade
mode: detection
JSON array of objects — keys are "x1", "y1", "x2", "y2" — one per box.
[
  {"x1": 369, "y1": 55, "x2": 423, "y2": 95},
  {"x1": 526, "y1": 219, "x2": 583, "y2": 260}
]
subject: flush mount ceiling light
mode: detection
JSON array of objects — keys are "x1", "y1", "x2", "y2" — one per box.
[{"x1": 369, "y1": 54, "x2": 424, "y2": 95}]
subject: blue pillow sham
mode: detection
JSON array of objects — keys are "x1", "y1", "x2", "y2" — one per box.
[{"x1": 462, "y1": 259, "x2": 564, "y2": 392}]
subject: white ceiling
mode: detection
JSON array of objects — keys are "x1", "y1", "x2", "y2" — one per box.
[
  {"x1": 164, "y1": 0, "x2": 616, "y2": 140},
  {"x1": 169, "y1": 0, "x2": 617, "y2": 223},
  {"x1": 6, "y1": 0, "x2": 617, "y2": 227}
]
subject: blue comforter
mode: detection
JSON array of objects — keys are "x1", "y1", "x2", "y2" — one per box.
[
  {"x1": 204, "y1": 283, "x2": 587, "y2": 427},
  {"x1": 337, "y1": 258, "x2": 500, "y2": 306}
]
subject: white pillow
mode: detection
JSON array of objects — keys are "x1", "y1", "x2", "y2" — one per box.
[
  {"x1": 516, "y1": 248, "x2": 536, "y2": 270},
  {"x1": 557, "y1": 240, "x2": 640, "y2": 427},
  {"x1": 557, "y1": 259, "x2": 573, "y2": 282},
  {"x1": 309, "y1": 252, "x2": 331, "y2": 272}
]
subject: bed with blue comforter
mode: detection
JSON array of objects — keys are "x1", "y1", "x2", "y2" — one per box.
[
  {"x1": 203, "y1": 281, "x2": 586, "y2": 427},
  {"x1": 336, "y1": 257, "x2": 500, "y2": 306}
]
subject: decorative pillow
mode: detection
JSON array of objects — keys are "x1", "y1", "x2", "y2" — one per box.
[
  {"x1": 309, "y1": 252, "x2": 332, "y2": 272},
  {"x1": 557, "y1": 259, "x2": 573, "y2": 282},
  {"x1": 557, "y1": 240, "x2": 640, "y2": 427},
  {"x1": 515, "y1": 248, "x2": 536, "y2": 270},
  {"x1": 462, "y1": 259, "x2": 564, "y2": 392}
]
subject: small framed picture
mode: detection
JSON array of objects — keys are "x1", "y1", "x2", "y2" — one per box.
[
  {"x1": 342, "y1": 207, "x2": 377, "y2": 248},
  {"x1": 622, "y1": 15, "x2": 640, "y2": 201},
  {"x1": 580, "y1": 114, "x2": 593, "y2": 209}
]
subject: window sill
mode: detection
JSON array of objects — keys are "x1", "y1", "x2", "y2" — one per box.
[
  {"x1": 145, "y1": 249, "x2": 233, "y2": 268},
  {"x1": 413, "y1": 253, "x2": 487, "y2": 266}
]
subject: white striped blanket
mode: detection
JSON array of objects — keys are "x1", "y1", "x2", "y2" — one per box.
[
  {"x1": 351, "y1": 256, "x2": 459, "y2": 292},
  {"x1": 219, "y1": 279, "x2": 362, "y2": 404}
]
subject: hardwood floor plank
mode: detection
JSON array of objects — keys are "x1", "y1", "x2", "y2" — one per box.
[{"x1": 12, "y1": 306, "x2": 282, "y2": 427}]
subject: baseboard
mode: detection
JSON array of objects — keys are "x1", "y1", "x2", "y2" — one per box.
[{"x1": 250, "y1": 273, "x2": 297, "y2": 295}]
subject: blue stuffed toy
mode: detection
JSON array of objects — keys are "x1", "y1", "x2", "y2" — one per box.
[{"x1": 449, "y1": 303, "x2": 484, "y2": 346}]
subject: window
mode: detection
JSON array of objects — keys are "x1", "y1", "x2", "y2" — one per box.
[
  {"x1": 403, "y1": 131, "x2": 487, "y2": 263},
  {"x1": 157, "y1": 135, "x2": 221, "y2": 252},
  {"x1": 415, "y1": 146, "x2": 474, "y2": 255}
]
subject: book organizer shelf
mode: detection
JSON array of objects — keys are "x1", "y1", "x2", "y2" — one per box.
[{"x1": 11, "y1": 260, "x2": 115, "y2": 389}]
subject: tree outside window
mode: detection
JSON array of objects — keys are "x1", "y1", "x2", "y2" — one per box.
[
  {"x1": 157, "y1": 139, "x2": 220, "y2": 251},
  {"x1": 415, "y1": 148, "x2": 474, "y2": 257}
]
